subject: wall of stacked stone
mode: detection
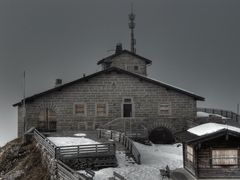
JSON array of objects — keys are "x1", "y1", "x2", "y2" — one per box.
[
  {"x1": 110, "y1": 54, "x2": 147, "y2": 75},
  {"x1": 18, "y1": 71, "x2": 197, "y2": 136}
]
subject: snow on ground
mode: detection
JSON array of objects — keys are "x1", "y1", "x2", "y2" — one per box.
[
  {"x1": 188, "y1": 122, "x2": 240, "y2": 136},
  {"x1": 74, "y1": 133, "x2": 86, "y2": 137},
  {"x1": 197, "y1": 111, "x2": 228, "y2": 119},
  {"x1": 47, "y1": 137, "x2": 99, "y2": 146},
  {"x1": 93, "y1": 142, "x2": 183, "y2": 180}
]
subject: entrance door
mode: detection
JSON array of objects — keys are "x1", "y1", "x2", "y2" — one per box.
[
  {"x1": 38, "y1": 108, "x2": 57, "y2": 132},
  {"x1": 123, "y1": 104, "x2": 132, "y2": 117}
]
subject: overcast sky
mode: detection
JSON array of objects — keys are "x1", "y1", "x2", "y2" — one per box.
[{"x1": 0, "y1": 0, "x2": 240, "y2": 146}]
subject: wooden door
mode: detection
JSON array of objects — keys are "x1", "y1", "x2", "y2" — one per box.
[
  {"x1": 38, "y1": 108, "x2": 57, "y2": 131},
  {"x1": 123, "y1": 104, "x2": 132, "y2": 117}
]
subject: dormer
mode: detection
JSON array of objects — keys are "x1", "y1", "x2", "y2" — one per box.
[{"x1": 97, "y1": 44, "x2": 152, "y2": 76}]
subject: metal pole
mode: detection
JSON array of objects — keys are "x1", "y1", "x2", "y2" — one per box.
[
  {"x1": 23, "y1": 71, "x2": 26, "y2": 132},
  {"x1": 237, "y1": 104, "x2": 239, "y2": 115}
]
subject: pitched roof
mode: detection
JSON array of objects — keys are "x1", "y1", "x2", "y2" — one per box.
[
  {"x1": 179, "y1": 123, "x2": 240, "y2": 143},
  {"x1": 97, "y1": 50, "x2": 152, "y2": 65},
  {"x1": 188, "y1": 123, "x2": 240, "y2": 136},
  {"x1": 13, "y1": 67, "x2": 204, "y2": 107}
]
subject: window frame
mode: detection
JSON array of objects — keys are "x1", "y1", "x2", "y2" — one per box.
[
  {"x1": 211, "y1": 149, "x2": 238, "y2": 166},
  {"x1": 186, "y1": 145, "x2": 194, "y2": 163},
  {"x1": 95, "y1": 102, "x2": 108, "y2": 117},
  {"x1": 134, "y1": 65, "x2": 139, "y2": 71},
  {"x1": 158, "y1": 103, "x2": 172, "y2": 116},
  {"x1": 73, "y1": 103, "x2": 87, "y2": 116},
  {"x1": 121, "y1": 97, "x2": 135, "y2": 118}
]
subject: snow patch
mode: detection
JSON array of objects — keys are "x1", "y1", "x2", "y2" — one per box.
[
  {"x1": 93, "y1": 143, "x2": 183, "y2": 180},
  {"x1": 74, "y1": 133, "x2": 86, "y2": 137},
  {"x1": 188, "y1": 123, "x2": 240, "y2": 136},
  {"x1": 197, "y1": 111, "x2": 228, "y2": 119},
  {"x1": 47, "y1": 137, "x2": 99, "y2": 146}
]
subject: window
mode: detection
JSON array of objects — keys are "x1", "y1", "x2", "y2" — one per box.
[
  {"x1": 187, "y1": 145, "x2": 194, "y2": 162},
  {"x1": 159, "y1": 103, "x2": 171, "y2": 115},
  {"x1": 124, "y1": 98, "x2": 132, "y2": 103},
  {"x1": 74, "y1": 103, "x2": 86, "y2": 116},
  {"x1": 212, "y1": 149, "x2": 238, "y2": 166},
  {"x1": 96, "y1": 103, "x2": 108, "y2": 116},
  {"x1": 134, "y1": 66, "x2": 139, "y2": 71}
]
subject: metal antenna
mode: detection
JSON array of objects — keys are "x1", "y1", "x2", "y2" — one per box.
[
  {"x1": 23, "y1": 71, "x2": 26, "y2": 132},
  {"x1": 237, "y1": 104, "x2": 239, "y2": 115},
  {"x1": 128, "y1": 3, "x2": 136, "y2": 53}
]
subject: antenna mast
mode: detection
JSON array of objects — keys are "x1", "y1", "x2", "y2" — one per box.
[
  {"x1": 23, "y1": 71, "x2": 26, "y2": 132},
  {"x1": 129, "y1": 4, "x2": 136, "y2": 53}
]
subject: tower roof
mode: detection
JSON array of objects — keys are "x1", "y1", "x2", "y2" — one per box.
[{"x1": 97, "y1": 49, "x2": 152, "y2": 65}]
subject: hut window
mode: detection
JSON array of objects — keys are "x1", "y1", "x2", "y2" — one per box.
[
  {"x1": 212, "y1": 149, "x2": 238, "y2": 165},
  {"x1": 74, "y1": 103, "x2": 86, "y2": 116},
  {"x1": 187, "y1": 145, "x2": 194, "y2": 162},
  {"x1": 134, "y1": 66, "x2": 139, "y2": 70},
  {"x1": 159, "y1": 103, "x2": 171, "y2": 115},
  {"x1": 96, "y1": 103, "x2": 108, "y2": 116}
]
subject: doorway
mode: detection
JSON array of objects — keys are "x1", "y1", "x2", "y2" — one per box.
[
  {"x1": 122, "y1": 98, "x2": 134, "y2": 117},
  {"x1": 38, "y1": 108, "x2": 57, "y2": 132}
]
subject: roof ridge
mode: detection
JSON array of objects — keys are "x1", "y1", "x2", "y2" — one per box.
[{"x1": 13, "y1": 67, "x2": 204, "y2": 107}]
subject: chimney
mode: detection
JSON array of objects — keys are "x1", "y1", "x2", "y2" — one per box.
[
  {"x1": 55, "y1": 79, "x2": 62, "y2": 87},
  {"x1": 115, "y1": 43, "x2": 123, "y2": 54}
]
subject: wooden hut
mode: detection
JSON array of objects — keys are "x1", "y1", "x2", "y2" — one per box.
[{"x1": 180, "y1": 123, "x2": 240, "y2": 179}]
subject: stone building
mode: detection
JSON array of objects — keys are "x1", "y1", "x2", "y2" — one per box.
[{"x1": 13, "y1": 44, "x2": 204, "y2": 140}]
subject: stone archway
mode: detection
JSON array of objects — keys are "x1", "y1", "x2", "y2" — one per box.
[
  {"x1": 37, "y1": 103, "x2": 58, "y2": 132},
  {"x1": 148, "y1": 126, "x2": 175, "y2": 144}
]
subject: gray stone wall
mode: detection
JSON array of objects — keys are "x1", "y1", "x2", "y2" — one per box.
[
  {"x1": 18, "y1": 106, "x2": 24, "y2": 137},
  {"x1": 18, "y1": 71, "x2": 197, "y2": 137},
  {"x1": 110, "y1": 53, "x2": 147, "y2": 75}
]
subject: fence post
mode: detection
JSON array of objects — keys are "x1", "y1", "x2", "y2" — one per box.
[
  {"x1": 98, "y1": 129, "x2": 101, "y2": 138},
  {"x1": 119, "y1": 133, "x2": 121, "y2": 143},
  {"x1": 138, "y1": 154, "x2": 141, "y2": 164},
  {"x1": 55, "y1": 147, "x2": 58, "y2": 159},
  {"x1": 108, "y1": 143, "x2": 110, "y2": 153}
]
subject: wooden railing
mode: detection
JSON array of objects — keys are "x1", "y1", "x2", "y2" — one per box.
[
  {"x1": 97, "y1": 129, "x2": 141, "y2": 164},
  {"x1": 57, "y1": 160, "x2": 94, "y2": 180},
  {"x1": 34, "y1": 129, "x2": 115, "y2": 160},
  {"x1": 198, "y1": 107, "x2": 240, "y2": 122},
  {"x1": 102, "y1": 117, "x2": 146, "y2": 133},
  {"x1": 33, "y1": 129, "x2": 96, "y2": 180},
  {"x1": 34, "y1": 129, "x2": 56, "y2": 157},
  {"x1": 112, "y1": 171, "x2": 126, "y2": 180},
  {"x1": 56, "y1": 143, "x2": 116, "y2": 160}
]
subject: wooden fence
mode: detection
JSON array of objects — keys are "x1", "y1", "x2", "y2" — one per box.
[
  {"x1": 98, "y1": 129, "x2": 141, "y2": 164},
  {"x1": 57, "y1": 160, "x2": 92, "y2": 180},
  {"x1": 112, "y1": 171, "x2": 126, "y2": 180},
  {"x1": 56, "y1": 143, "x2": 116, "y2": 160},
  {"x1": 34, "y1": 129, "x2": 115, "y2": 160},
  {"x1": 34, "y1": 129, "x2": 56, "y2": 157},
  {"x1": 198, "y1": 107, "x2": 240, "y2": 122},
  {"x1": 33, "y1": 129, "x2": 96, "y2": 180}
]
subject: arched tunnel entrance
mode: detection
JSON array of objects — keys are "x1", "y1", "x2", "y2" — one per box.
[{"x1": 148, "y1": 127, "x2": 175, "y2": 144}]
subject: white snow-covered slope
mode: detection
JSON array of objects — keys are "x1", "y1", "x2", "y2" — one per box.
[{"x1": 93, "y1": 142, "x2": 183, "y2": 180}]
